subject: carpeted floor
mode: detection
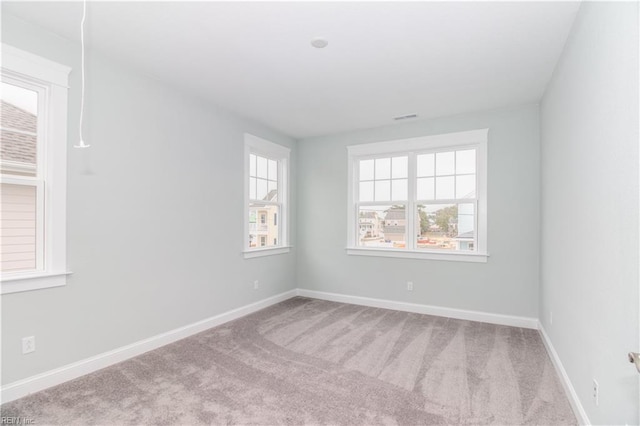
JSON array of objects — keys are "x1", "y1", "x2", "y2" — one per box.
[{"x1": 1, "y1": 297, "x2": 576, "y2": 425}]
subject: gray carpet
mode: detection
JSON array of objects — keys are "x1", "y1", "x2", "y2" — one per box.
[{"x1": 1, "y1": 297, "x2": 576, "y2": 425}]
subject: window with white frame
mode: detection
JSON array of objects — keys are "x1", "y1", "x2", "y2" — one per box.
[
  {"x1": 347, "y1": 129, "x2": 488, "y2": 262},
  {"x1": 244, "y1": 134, "x2": 290, "y2": 258},
  {"x1": 1, "y1": 45, "x2": 71, "y2": 293}
]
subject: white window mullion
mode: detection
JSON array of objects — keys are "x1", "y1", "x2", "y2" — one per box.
[
  {"x1": 476, "y1": 140, "x2": 488, "y2": 254},
  {"x1": 276, "y1": 157, "x2": 283, "y2": 246},
  {"x1": 0, "y1": 175, "x2": 40, "y2": 185},
  {"x1": 401, "y1": 202, "x2": 411, "y2": 251},
  {"x1": 278, "y1": 159, "x2": 287, "y2": 244},
  {"x1": 353, "y1": 202, "x2": 360, "y2": 246},
  {"x1": 37, "y1": 84, "x2": 48, "y2": 182},
  {"x1": 249, "y1": 200, "x2": 279, "y2": 206},
  {"x1": 36, "y1": 81, "x2": 47, "y2": 271},
  {"x1": 281, "y1": 156, "x2": 289, "y2": 247},
  {"x1": 35, "y1": 180, "x2": 45, "y2": 271},
  {"x1": 348, "y1": 158, "x2": 359, "y2": 247},
  {"x1": 244, "y1": 143, "x2": 251, "y2": 250},
  {"x1": 407, "y1": 152, "x2": 417, "y2": 250},
  {"x1": 473, "y1": 200, "x2": 479, "y2": 252}
]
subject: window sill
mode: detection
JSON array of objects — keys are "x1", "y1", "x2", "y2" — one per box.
[
  {"x1": 346, "y1": 247, "x2": 488, "y2": 263},
  {"x1": 243, "y1": 246, "x2": 291, "y2": 259},
  {"x1": 1, "y1": 271, "x2": 72, "y2": 294}
]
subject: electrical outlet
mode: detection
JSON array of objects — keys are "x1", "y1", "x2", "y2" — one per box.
[
  {"x1": 549, "y1": 311, "x2": 553, "y2": 325},
  {"x1": 253, "y1": 280, "x2": 259, "y2": 290},
  {"x1": 407, "y1": 281, "x2": 414, "y2": 291},
  {"x1": 22, "y1": 336, "x2": 35, "y2": 354},
  {"x1": 592, "y1": 379, "x2": 599, "y2": 405}
]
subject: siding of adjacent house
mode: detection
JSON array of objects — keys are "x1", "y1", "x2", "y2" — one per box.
[
  {"x1": 0, "y1": 183, "x2": 37, "y2": 272},
  {"x1": 1, "y1": 98, "x2": 39, "y2": 272}
]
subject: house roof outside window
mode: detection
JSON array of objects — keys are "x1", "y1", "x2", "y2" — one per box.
[{"x1": 1, "y1": 100, "x2": 37, "y2": 166}]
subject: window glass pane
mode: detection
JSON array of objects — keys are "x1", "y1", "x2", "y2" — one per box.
[
  {"x1": 267, "y1": 180, "x2": 277, "y2": 200},
  {"x1": 417, "y1": 177, "x2": 435, "y2": 200},
  {"x1": 457, "y1": 203, "x2": 475, "y2": 251},
  {"x1": 416, "y1": 203, "x2": 474, "y2": 251},
  {"x1": 391, "y1": 156, "x2": 408, "y2": 178},
  {"x1": 435, "y1": 176, "x2": 454, "y2": 199},
  {"x1": 248, "y1": 203, "x2": 279, "y2": 248},
  {"x1": 256, "y1": 155, "x2": 268, "y2": 179},
  {"x1": 456, "y1": 149, "x2": 476, "y2": 174},
  {"x1": 417, "y1": 204, "x2": 454, "y2": 249},
  {"x1": 458, "y1": 203, "x2": 474, "y2": 215},
  {"x1": 374, "y1": 180, "x2": 391, "y2": 201},
  {"x1": 249, "y1": 154, "x2": 256, "y2": 176},
  {"x1": 417, "y1": 153, "x2": 434, "y2": 177},
  {"x1": 1, "y1": 83, "x2": 37, "y2": 130},
  {"x1": 359, "y1": 159, "x2": 374, "y2": 181},
  {"x1": 456, "y1": 175, "x2": 476, "y2": 199},
  {"x1": 1, "y1": 83, "x2": 38, "y2": 177},
  {"x1": 268, "y1": 159, "x2": 277, "y2": 181},
  {"x1": 391, "y1": 179, "x2": 407, "y2": 201},
  {"x1": 375, "y1": 158, "x2": 391, "y2": 180},
  {"x1": 256, "y1": 178, "x2": 268, "y2": 200},
  {"x1": 249, "y1": 177, "x2": 257, "y2": 200},
  {"x1": 359, "y1": 181, "x2": 374, "y2": 202},
  {"x1": 435, "y1": 151, "x2": 455, "y2": 176},
  {"x1": 358, "y1": 205, "x2": 405, "y2": 249},
  {"x1": 1, "y1": 183, "x2": 37, "y2": 272}
]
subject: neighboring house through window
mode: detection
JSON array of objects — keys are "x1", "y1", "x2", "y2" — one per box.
[
  {"x1": 1, "y1": 45, "x2": 71, "y2": 293},
  {"x1": 347, "y1": 129, "x2": 488, "y2": 262},
  {"x1": 244, "y1": 134, "x2": 290, "y2": 258}
]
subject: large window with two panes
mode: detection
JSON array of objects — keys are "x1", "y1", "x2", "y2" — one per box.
[{"x1": 348, "y1": 130, "x2": 487, "y2": 261}]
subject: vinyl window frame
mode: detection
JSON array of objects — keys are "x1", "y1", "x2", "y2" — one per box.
[
  {"x1": 1, "y1": 44, "x2": 72, "y2": 293},
  {"x1": 346, "y1": 129, "x2": 489, "y2": 263},
  {"x1": 243, "y1": 134, "x2": 291, "y2": 259}
]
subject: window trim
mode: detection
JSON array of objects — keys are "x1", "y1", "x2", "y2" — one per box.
[
  {"x1": 243, "y1": 133, "x2": 291, "y2": 259},
  {"x1": 2, "y1": 75, "x2": 48, "y2": 273},
  {"x1": 1, "y1": 44, "x2": 72, "y2": 294},
  {"x1": 346, "y1": 129, "x2": 488, "y2": 262}
]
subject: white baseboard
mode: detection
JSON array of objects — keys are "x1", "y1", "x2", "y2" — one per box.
[
  {"x1": 296, "y1": 289, "x2": 539, "y2": 329},
  {"x1": 0, "y1": 289, "x2": 297, "y2": 404},
  {"x1": 538, "y1": 324, "x2": 590, "y2": 425}
]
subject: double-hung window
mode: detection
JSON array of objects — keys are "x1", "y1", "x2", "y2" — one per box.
[
  {"x1": 244, "y1": 134, "x2": 290, "y2": 258},
  {"x1": 347, "y1": 129, "x2": 488, "y2": 262},
  {"x1": 1, "y1": 45, "x2": 71, "y2": 293}
]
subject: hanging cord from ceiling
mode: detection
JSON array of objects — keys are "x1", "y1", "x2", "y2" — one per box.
[{"x1": 74, "y1": 0, "x2": 90, "y2": 148}]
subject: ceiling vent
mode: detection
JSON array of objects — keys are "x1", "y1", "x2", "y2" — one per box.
[{"x1": 393, "y1": 113, "x2": 418, "y2": 121}]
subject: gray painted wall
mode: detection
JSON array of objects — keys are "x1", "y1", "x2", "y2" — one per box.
[
  {"x1": 540, "y1": 2, "x2": 639, "y2": 424},
  {"x1": 297, "y1": 105, "x2": 541, "y2": 318},
  {"x1": 1, "y1": 15, "x2": 297, "y2": 385}
]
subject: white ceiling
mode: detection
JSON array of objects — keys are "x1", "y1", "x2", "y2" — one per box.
[{"x1": 3, "y1": 1, "x2": 580, "y2": 139}]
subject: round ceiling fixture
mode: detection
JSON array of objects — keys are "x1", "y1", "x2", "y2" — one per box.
[{"x1": 311, "y1": 37, "x2": 329, "y2": 49}]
